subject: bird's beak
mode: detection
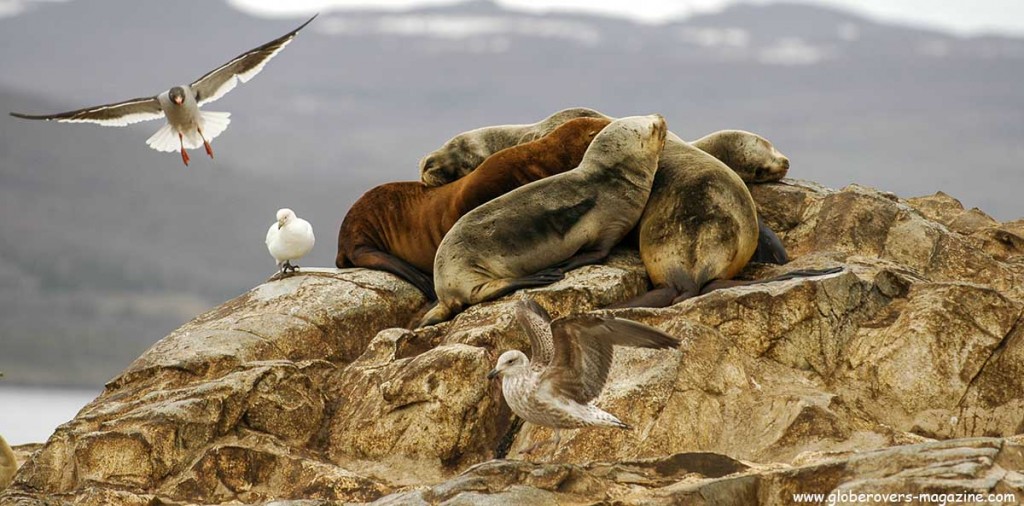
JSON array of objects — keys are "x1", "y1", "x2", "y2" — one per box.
[
  {"x1": 277, "y1": 219, "x2": 285, "y2": 229},
  {"x1": 486, "y1": 369, "x2": 499, "y2": 380},
  {"x1": 174, "y1": 96, "x2": 183, "y2": 106}
]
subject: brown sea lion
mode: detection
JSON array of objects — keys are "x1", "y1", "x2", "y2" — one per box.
[
  {"x1": 419, "y1": 115, "x2": 668, "y2": 327},
  {"x1": 337, "y1": 117, "x2": 613, "y2": 299},
  {"x1": 419, "y1": 107, "x2": 608, "y2": 187}
]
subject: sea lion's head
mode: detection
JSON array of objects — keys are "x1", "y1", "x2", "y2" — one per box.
[
  {"x1": 590, "y1": 114, "x2": 667, "y2": 174},
  {"x1": 419, "y1": 133, "x2": 488, "y2": 187},
  {"x1": 718, "y1": 130, "x2": 790, "y2": 183},
  {"x1": 533, "y1": 107, "x2": 609, "y2": 137}
]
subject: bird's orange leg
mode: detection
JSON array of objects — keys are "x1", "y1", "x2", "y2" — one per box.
[
  {"x1": 198, "y1": 127, "x2": 213, "y2": 159},
  {"x1": 178, "y1": 132, "x2": 190, "y2": 166}
]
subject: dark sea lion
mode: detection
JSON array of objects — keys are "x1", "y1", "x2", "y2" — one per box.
[
  {"x1": 751, "y1": 216, "x2": 790, "y2": 265},
  {"x1": 337, "y1": 117, "x2": 612, "y2": 299},
  {"x1": 419, "y1": 107, "x2": 608, "y2": 187},
  {"x1": 419, "y1": 115, "x2": 668, "y2": 327}
]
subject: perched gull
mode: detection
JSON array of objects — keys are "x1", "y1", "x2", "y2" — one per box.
[
  {"x1": 487, "y1": 300, "x2": 680, "y2": 457},
  {"x1": 266, "y1": 208, "x2": 315, "y2": 278},
  {"x1": 10, "y1": 15, "x2": 317, "y2": 167}
]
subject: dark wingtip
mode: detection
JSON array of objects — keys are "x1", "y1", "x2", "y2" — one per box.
[
  {"x1": 618, "y1": 316, "x2": 682, "y2": 350},
  {"x1": 10, "y1": 112, "x2": 39, "y2": 120},
  {"x1": 651, "y1": 331, "x2": 682, "y2": 350},
  {"x1": 295, "y1": 13, "x2": 319, "y2": 33}
]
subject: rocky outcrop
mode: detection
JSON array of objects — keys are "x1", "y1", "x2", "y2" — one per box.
[{"x1": 3, "y1": 181, "x2": 1023, "y2": 505}]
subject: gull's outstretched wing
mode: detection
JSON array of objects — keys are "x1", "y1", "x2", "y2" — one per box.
[
  {"x1": 514, "y1": 299, "x2": 555, "y2": 367},
  {"x1": 10, "y1": 96, "x2": 163, "y2": 127},
  {"x1": 541, "y1": 314, "x2": 679, "y2": 404},
  {"x1": 190, "y1": 14, "x2": 317, "y2": 106}
]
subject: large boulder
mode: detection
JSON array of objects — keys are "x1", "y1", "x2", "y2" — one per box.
[{"x1": 3, "y1": 181, "x2": 1023, "y2": 505}]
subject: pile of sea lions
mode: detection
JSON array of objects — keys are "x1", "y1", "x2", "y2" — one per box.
[{"x1": 336, "y1": 107, "x2": 840, "y2": 327}]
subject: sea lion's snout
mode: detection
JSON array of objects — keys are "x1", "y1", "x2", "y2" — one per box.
[
  {"x1": 778, "y1": 156, "x2": 790, "y2": 175},
  {"x1": 420, "y1": 154, "x2": 436, "y2": 174},
  {"x1": 420, "y1": 154, "x2": 445, "y2": 186}
]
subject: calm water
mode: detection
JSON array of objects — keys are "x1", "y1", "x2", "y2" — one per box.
[{"x1": 0, "y1": 386, "x2": 98, "y2": 445}]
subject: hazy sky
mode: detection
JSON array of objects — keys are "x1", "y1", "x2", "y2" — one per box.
[{"x1": 228, "y1": 0, "x2": 1024, "y2": 36}]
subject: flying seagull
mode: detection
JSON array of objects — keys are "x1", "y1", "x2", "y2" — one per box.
[
  {"x1": 10, "y1": 14, "x2": 317, "y2": 166},
  {"x1": 266, "y1": 208, "x2": 315, "y2": 279},
  {"x1": 487, "y1": 300, "x2": 680, "y2": 458}
]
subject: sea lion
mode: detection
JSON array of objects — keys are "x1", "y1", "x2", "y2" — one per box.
[
  {"x1": 620, "y1": 131, "x2": 761, "y2": 307},
  {"x1": 0, "y1": 434, "x2": 15, "y2": 490},
  {"x1": 419, "y1": 107, "x2": 608, "y2": 187},
  {"x1": 616, "y1": 131, "x2": 840, "y2": 308},
  {"x1": 690, "y1": 129, "x2": 790, "y2": 183},
  {"x1": 686, "y1": 130, "x2": 791, "y2": 265},
  {"x1": 337, "y1": 117, "x2": 612, "y2": 299},
  {"x1": 419, "y1": 115, "x2": 668, "y2": 327}
]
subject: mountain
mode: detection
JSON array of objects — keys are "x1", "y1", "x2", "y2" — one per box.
[{"x1": 0, "y1": 0, "x2": 1021, "y2": 387}]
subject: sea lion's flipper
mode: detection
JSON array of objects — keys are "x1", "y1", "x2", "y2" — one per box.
[
  {"x1": 469, "y1": 269, "x2": 565, "y2": 304},
  {"x1": 700, "y1": 266, "x2": 844, "y2": 294},
  {"x1": 553, "y1": 248, "x2": 611, "y2": 273},
  {"x1": 606, "y1": 286, "x2": 681, "y2": 309},
  {"x1": 554, "y1": 230, "x2": 622, "y2": 273},
  {"x1": 349, "y1": 247, "x2": 437, "y2": 300},
  {"x1": 751, "y1": 217, "x2": 789, "y2": 265},
  {"x1": 699, "y1": 278, "x2": 750, "y2": 293},
  {"x1": 418, "y1": 300, "x2": 462, "y2": 327},
  {"x1": 768, "y1": 266, "x2": 843, "y2": 281}
]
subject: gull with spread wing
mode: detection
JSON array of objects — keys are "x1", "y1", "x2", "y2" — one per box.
[
  {"x1": 487, "y1": 300, "x2": 680, "y2": 458},
  {"x1": 10, "y1": 15, "x2": 317, "y2": 166}
]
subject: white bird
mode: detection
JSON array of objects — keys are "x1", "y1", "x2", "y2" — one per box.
[
  {"x1": 487, "y1": 300, "x2": 680, "y2": 458},
  {"x1": 10, "y1": 15, "x2": 317, "y2": 167},
  {"x1": 266, "y1": 208, "x2": 315, "y2": 278}
]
